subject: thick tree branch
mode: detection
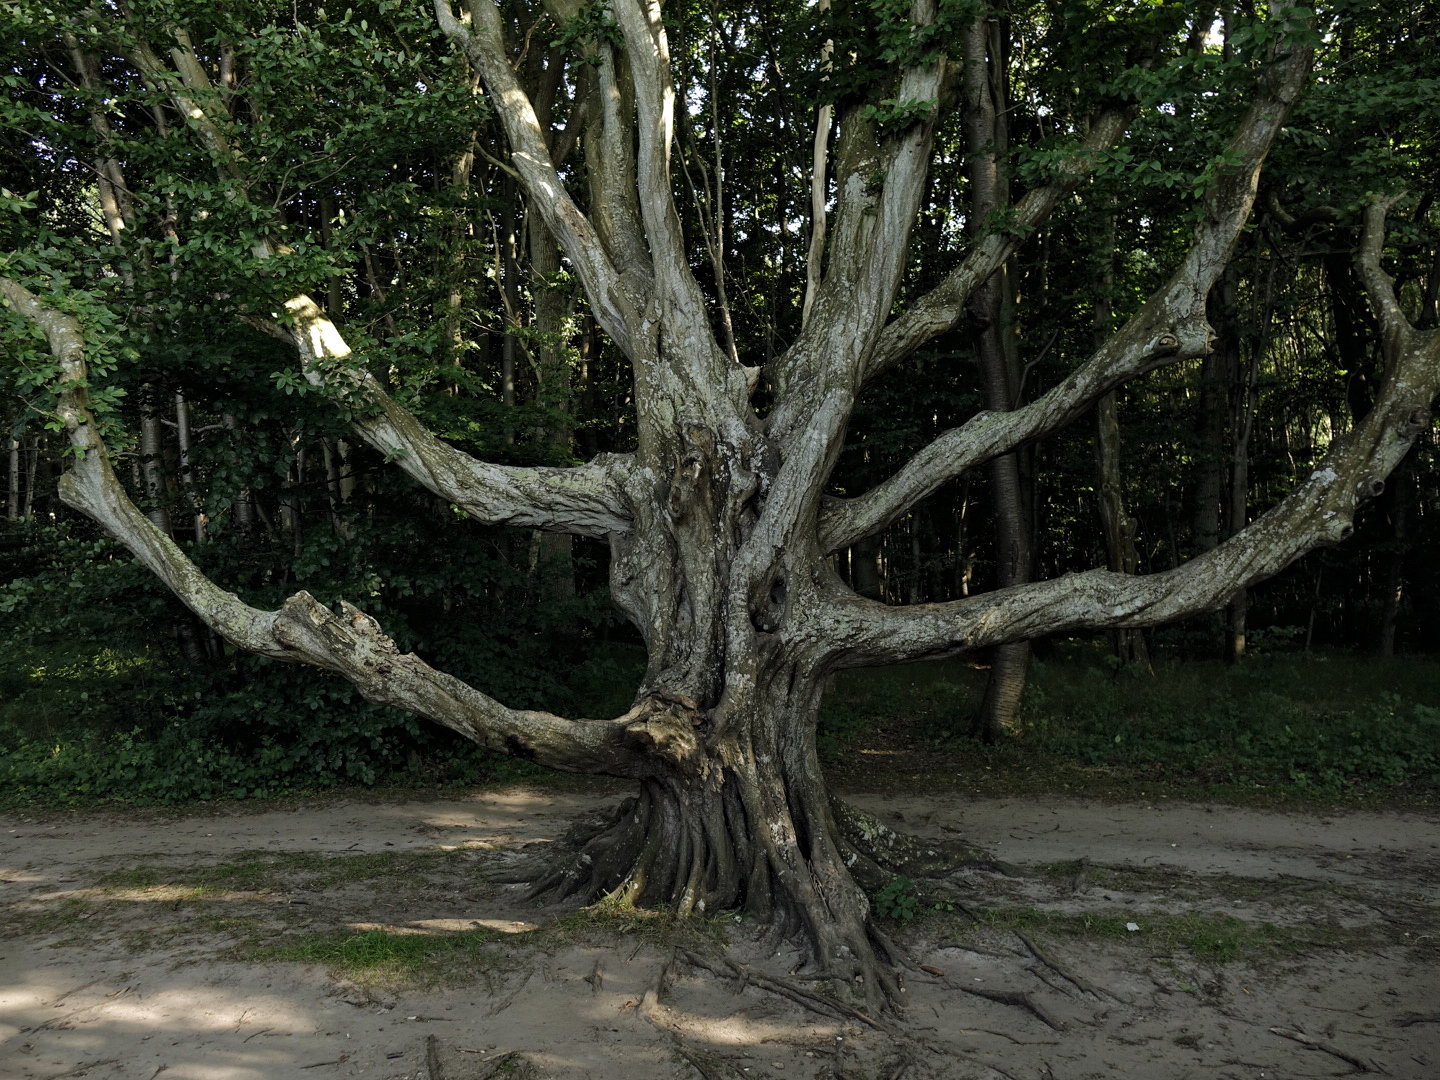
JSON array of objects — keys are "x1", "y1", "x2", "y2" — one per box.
[
  {"x1": 587, "y1": 44, "x2": 655, "y2": 295},
  {"x1": 280, "y1": 297, "x2": 633, "y2": 537},
  {"x1": 864, "y1": 107, "x2": 1129, "y2": 383},
  {"x1": 0, "y1": 276, "x2": 660, "y2": 776},
  {"x1": 808, "y1": 203, "x2": 1439, "y2": 666},
  {"x1": 768, "y1": 0, "x2": 947, "y2": 446},
  {"x1": 1357, "y1": 194, "x2": 1412, "y2": 362},
  {"x1": 821, "y1": 36, "x2": 1314, "y2": 550},
  {"x1": 817, "y1": 335, "x2": 1437, "y2": 667},
  {"x1": 819, "y1": 277, "x2": 1204, "y2": 552},
  {"x1": 115, "y1": 18, "x2": 631, "y2": 538},
  {"x1": 607, "y1": 0, "x2": 706, "y2": 321},
  {"x1": 436, "y1": 0, "x2": 643, "y2": 358},
  {"x1": 741, "y1": 1, "x2": 949, "y2": 601}
]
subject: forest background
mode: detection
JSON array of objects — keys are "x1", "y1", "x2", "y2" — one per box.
[{"x1": 1, "y1": 0, "x2": 1438, "y2": 811}]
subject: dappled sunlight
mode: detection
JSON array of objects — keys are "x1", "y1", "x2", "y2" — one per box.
[
  {"x1": 347, "y1": 917, "x2": 538, "y2": 935},
  {"x1": 0, "y1": 951, "x2": 345, "y2": 1080}
]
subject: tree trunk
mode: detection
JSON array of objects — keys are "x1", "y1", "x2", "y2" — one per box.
[
  {"x1": 222, "y1": 412, "x2": 258, "y2": 536},
  {"x1": 6, "y1": 433, "x2": 18, "y2": 519},
  {"x1": 140, "y1": 387, "x2": 173, "y2": 535},
  {"x1": 1091, "y1": 206, "x2": 1151, "y2": 672},
  {"x1": 1222, "y1": 250, "x2": 1268, "y2": 664},
  {"x1": 1377, "y1": 459, "x2": 1410, "y2": 656},
  {"x1": 1096, "y1": 391, "x2": 1152, "y2": 672},
  {"x1": 528, "y1": 661, "x2": 896, "y2": 998},
  {"x1": 175, "y1": 391, "x2": 206, "y2": 543},
  {"x1": 22, "y1": 437, "x2": 37, "y2": 519},
  {"x1": 965, "y1": 10, "x2": 1031, "y2": 740}
]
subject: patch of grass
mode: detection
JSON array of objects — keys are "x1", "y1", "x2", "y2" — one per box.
[
  {"x1": 821, "y1": 652, "x2": 1440, "y2": 809},
  {"x1": 250, "y1": 926, "x2": 507, "y2": 988},
  {"x1": 1022, "y1": 653, "x2": 1440, "y2": 799},
  {"x1": 546, "y1": 892, "x2": 729, "y2": 949},
  {"x1": 2, "y1": 896, "x2": 97, "y2": 939}
]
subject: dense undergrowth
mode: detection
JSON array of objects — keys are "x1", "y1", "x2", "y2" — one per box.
[
  {"x1": 820, "y1": 645, "x2": 1440, "y2": 806},
  {"x1": 0, "y1": 518, "x2": 637, "y2": 806},
  {"x1": 3, "y1": 519, "x2": 1438, "y2": 808}
]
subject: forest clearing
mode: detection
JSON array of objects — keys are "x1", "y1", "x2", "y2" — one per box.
[{"x1": 3, "y1": 780, "x2": 1437, "y2": 1080}]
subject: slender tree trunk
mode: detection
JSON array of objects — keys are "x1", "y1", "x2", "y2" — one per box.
[
  {"x1": 965, "y1": 10, "x2": 1030, "y2": 740},
  {"x1": 1091, "y1": 205, "x2": 1151, "y2": 672},
  {"x1": 6, "y1": 434, "x2": 18, "y2": 519},
  {"x1": 22, "y1": 437, "x2": 37, "y2": 519},
  {"x1": 222, "y1": 413, "x2": 258, "y2": 536},
  {"x1": 140, "y1": 388, "x2": 173, "y2": 535},
  {"x1": 1377, "y1": 459, "x2": 1410, "y2": 656},
  {"x1": 175, "y1": 391, "x2": 206, "y2": 543},
  {"x1": 1096, "y1": 391, "x2": 1152, "y2": 672},
  {"x1": 499, "y1": 174, "x2": 520, "y2": 440},
  {"x1": 1223, "y1": 249, "x2": 1270, "y2": 664}
]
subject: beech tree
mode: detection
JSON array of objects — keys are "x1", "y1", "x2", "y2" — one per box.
[{"x1": 4, "y1": 1, "x2": 1439, "y2": 1003}]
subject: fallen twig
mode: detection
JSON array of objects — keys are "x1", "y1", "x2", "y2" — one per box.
[
  {"x1": 485, "y1": 969, "x2": 533, "y2": 1016},
  {"x1": 1269, "y1": 1026, "x2": 1384, "y2": 1073},
  {"x1": 43, "y1": 977, "x2": 107, "y2": 1008}
]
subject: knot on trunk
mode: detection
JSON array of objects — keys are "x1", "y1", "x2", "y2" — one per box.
[
  {"x1": 275, "y1": 592, "x2": 402, "y2": 679},
  {"x1": 1401, "y1": 405, "x2": 1431, "y2": 438},
  {"x1": 621, "y1": 692, "x2": 703, "y2": 766},
  {"x1": 666, "y1": 423, "x2": 717, "y2": 523}
]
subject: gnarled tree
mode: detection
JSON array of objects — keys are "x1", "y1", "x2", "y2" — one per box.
[{"x1": 5, "y1": 0, "x2": 1438, "y2": 1005}]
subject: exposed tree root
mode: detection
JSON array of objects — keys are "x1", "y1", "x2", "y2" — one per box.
[
  {"x1": 680, "y1": 950, "x2": 894, "y2": 1034},
  {"x1": 1013, "y1": 930, "x2": 1126, "y2": 1004},
  {"x1": 953, "y1": 984, "x2": 1067, "y2": 1032},
  {"x1": 831, "y1": 799, "x2": 1018, "y2": 894},
  {"x1": 636, "y1": 949, "x2": 746, "y2": 1080},
  {"x1": 506, "y1": 775, "x2": 908, "y2": 1012},
  {"x1": 1269, "y1": 1026, "x2": 1386, "y2": 1073}
]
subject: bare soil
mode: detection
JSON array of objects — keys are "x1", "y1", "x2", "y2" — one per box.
[{"x1": 2, "y1": 782, "x2": 1437, "y2": 1080}]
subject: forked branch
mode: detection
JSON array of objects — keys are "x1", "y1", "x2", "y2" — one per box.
[
  {"x1": 280, "y1": 297, "x2": 632, "y2": 538},
  {"x1": 435, "y1": 0, "x2": 644, "y2": 357},
  {"x1": 819, "y1": 266, "x2": 1439, "y2": 667},
  {"x1": 823, "y1": 35, "x2": 1315, "y2": 549},
  {"x1": 1, "y1": 277, "x2": 651, "y2": 775}
]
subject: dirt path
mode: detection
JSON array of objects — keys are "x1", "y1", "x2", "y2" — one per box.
[{"x1": 2, "y1": 786, "x2": 1437, "y2": 1079}]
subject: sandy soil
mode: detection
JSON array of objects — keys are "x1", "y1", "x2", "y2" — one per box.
[{"x1": 2, "y1": 784, "x2": 1437, "y2": 1080}]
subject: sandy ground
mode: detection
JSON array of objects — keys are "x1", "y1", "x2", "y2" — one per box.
[{"x1": 2, "y1": 784, "x2": 1438, "y2": 1080}]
